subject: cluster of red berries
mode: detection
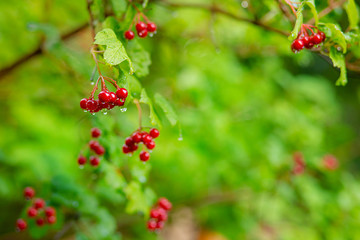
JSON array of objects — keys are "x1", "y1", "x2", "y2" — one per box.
[
  {"x1": 80, "y1": 88, "x2": 128, "y2": 113},
  {"x1": 16, "y1": 187, "x2": 57, "y2": 231},
  {"x1": 291, "y1": 25, "x2": 326, "y2": 52},
  {"x1": 124, "y1": 21, "x2": 157, "y2": 40},
  {"x1": 122, "y1": 128, "x2": 159, "y2": 161},
  {"x1": 77, "y1": 128, "x2": 105, "y2": 167},
  {"x1": 292, "y1": 152, "x2": 305, "y2": 175},
  {"x1": 147, "y1": 198, "x2": 172, "y2": 231},
  {"x1": 323, "y1": 154, "x2": 338, "y2": 170}
]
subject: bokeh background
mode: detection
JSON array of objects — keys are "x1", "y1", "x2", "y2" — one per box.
[{"x1": 1, "y1": 0, "x2": 360, "y2": 239}]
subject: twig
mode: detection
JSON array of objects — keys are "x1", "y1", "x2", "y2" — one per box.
[
  {"x1": 307, "y1": 0, "x2": 347, "y2": 25},
  {"x1": 86, "y1": 0, "x2": 96, "y2": 39}
]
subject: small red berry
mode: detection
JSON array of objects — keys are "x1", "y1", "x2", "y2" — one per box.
[
  {"x1": 142, "y1": 134, "x2": 153, "y2": 144},
  {"x1": 78, "y1": 155, "x2": 87, "y2": 165},
  {"x1": 94, "y1": 145, "x2": 105, "y2": 156},
  {"x1": 98, "y1": 91, "x2": 110, "y2": 103},
  {"x1": 116, "y1": 88, "x2": 128, "y2": 99},
  {"x1": 122, "y1": 144, "x2": 131, "y2": 154},
  {"x1": 90, "y1": 156, "x2": 100, "y2": 167},
  {"x1": 147, "y1": 219, "x2": 157, "y2": 231},
  {"x1": 89, "y1": 140, "x2": 100, "y2": 150},
  {"x1": 124, "y1": 30, "x2": 135, "y2": 40},
  {"x1": 108, "y1": 92, "x2": 117, "y2": 103},
  {"x1": 302, "y1": 36, "x2": 313, "y2": 49},
  {"x1": 158, "y1": 197, "x2": 172, "y2": 211},
  {"x1": 129, "y1": 144, "x2": 138, "y2": 152},
  {"x1": 291, "y1": 39, "x2": 304, "y2": 52},
  {"x1": 140, "y1": 151, "x2": 150, "y2": 161},
  {"x1": 149, "y1": 128, "x2": 160, "y2": 138},
  {"x1": 157, "y1": 208, "x2": 168, "y2": 221},
  {"x1": 132, "y1": 132, "x2": 142, "y2": 143},
  {"x1": 99, "y1": 101, "x2": 109, "y2": 110},
  {"x1": 47, "y1": 216, "x2": 56, "y2": 224},
  {"x1": 125, "y1": 137, "x2": 134, "y2": 146},
  {"x1": 147, "y1": 22, "x2": 157, "y2": 32},
  {"x1": 86, "y1": 99, "x2": 98, "y2": 111},
  {"x1": 156, "y1": 221, "x2": 165, "y2": 229},
  {"x1": 80, "y1": 98, "x2": 88, "y2": 110},
  {"x1": 34, "y1": 198, "x2": 45, "y2": 209},
  {"x1": 150, "y1": 209, "x2": 160, "y2": 219},
  {"x1": 323, "y1": 154, "x2": 338, "y2": 170},
  {"x1": 136, "y1": 21, "x2": 147, "y2": 32},
  {"x1": 27, "y1": 207, "x2": 38, "y2": 218},
  {"x1": 319, "y1": 31, "x2": 326, "y2": 41},
  {"x1": 91, "y1": 128, "x2": 101, "y2": 138},
  {"x1": 312, "y1": 33, "x2": 322, "y2": 45},
  {"x1": 138, "y1": 29, "x2": 148, "y2": 38},
  {"x1": 146, "y1": 141, "x2": 155, "y2": 150},
  {"x1": 115, "y1": 98, "x2": 125, "y2": 106},
  {"x1": 24, "y1": 187, "x2": 35, "y2": 199},
  {"x1": 45, "y1": 207, "x2": 56, "y2": 217},
  {"x1": 36, "y1": 218, "x2": 45, "y2": 226},
  {"x1": 16, "y1": 219, "x2": 27, "y2": 231}
]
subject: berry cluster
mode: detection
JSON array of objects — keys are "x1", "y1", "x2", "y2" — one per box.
[
  {"x1": 77, "y1": 128, "x2": 105, "y2": 167},
  {"x1": 291, "y1": 25, "x2": 326, "y2": 52},
  {"x1": 122, "y1": 128, "x2": 160, "y2": 161},
  {"x1": 125, "y1": 21, "x2": 157, "y2": 40},
  {"x1": 16, "y1": 187, "x2": 57, "y2": 231},
  {"x1": 147, "y1": 198, "x2": 172, "y2": 231},
  {"x1": 323, "y1": 154, "x2": 338, "y2": 170},
  {"x1": 80, "y1": 88, "x2": 128, "y2": 113},
  {"x1": 292, "y1": 152, "x2": 305, "y2": 175}
]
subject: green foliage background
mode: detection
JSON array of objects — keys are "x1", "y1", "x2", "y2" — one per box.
[{"x1": 0, "y1": 0, "x2": 360, "y2": 239}]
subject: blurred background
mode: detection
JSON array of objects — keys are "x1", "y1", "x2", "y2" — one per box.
[{"x1": 0, "y1": 0, "x2": 360, "y2": 239}]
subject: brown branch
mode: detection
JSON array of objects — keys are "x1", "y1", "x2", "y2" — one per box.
[
  {"x1": 307, "y1": 0, "x2": 347, "y2": 25},
  {"x1": 86, "y1": 0, "x2": 96, "y2": 39}
]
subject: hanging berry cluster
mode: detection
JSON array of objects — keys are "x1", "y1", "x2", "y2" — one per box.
[
  {"x1": 77, "y1": 128, "x2": 105, "y2": 167},
  {"x1": 292, "y1": 152, "x2": 306, "y2": 175},
  {"x1": 122, "y1": 128, "x2": 160, "y2": 161},
  {"x1": 291, "y1": 25, "x2": 326, "y2": 52},
  {"x1": 16, "y1": 187, "x2": 57, "y2": 231},
  {"x1": 147, "y1": 198, "x2": 172, "y2": 231}
]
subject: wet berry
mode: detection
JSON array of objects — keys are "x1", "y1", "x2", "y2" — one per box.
[
  {"x1": 136, "y1": 21, "x2": 147, "y2": 32},
  {"x1": 91, "y1": 128, "x2": 101, "y2": 138},
  {"x1": 125, "y1": 30, "x2": 135, "y2": 40},
  {"x1": 142, "y1": 134, "x2": 152, "y2": 144},
  {"x1": 78, "y1": 155, "x2": 86, "y2": 165},
  {"x1": 16, "y1": 219, "x2": 27, "y2": 231},
  {"x1": 158, "y1": 198, "x2": 172, "y2": 211},
  {"x1": 80, "y1": 98, "x2": 88, "y2": 110},
  {"x1": 149, "y1": 128, "x2": 160, "y2": 138},
  {"x1": 140, "y1": 151, "x2": 150, "y2": 161},
  {"x1": 24, "y1": 187, "x2": 35, "y2": 199},
  {"x1": 122, "y1": 144, "x2": 131, "y2": 154},
  {"x1": 147, "y1": 219, "x2": 157, "y2": 231},
  {"x1": 146, "y1": 141, "x2": 155, "y2": 150},
  {"x1": 138, "y1": 29, "x2": 148, "y2": 38},
  {"x1": 90, "y1": 156, "x2": 100, "y2": 167},
  {"x1": 45, "y1": 207, "x2": 56, "y2": 217},
  {"x1": 98, "y1": 91, "x2": 110, "y2": 103},
  {"x1": 147, "y1": 22, "x2": 157, "y2": 32},
  {"x1": 27, "y1": 207, "x2": 38, "y2": 218},
  {"x1": 312, "y1": 33, "x2": 322, "y2": 44},
  {"x1": 132, "y1": 132, "x2": 142, "y2": 143},
  {"x1": 34, "y1": 198, "x2": 45, "y2": 209},
  {"x1": 291, "y1": 39, "x2": 304, "y2": 52},
  {"x1": 116, "y1": 88, "x2": 128, "y2": 98}
]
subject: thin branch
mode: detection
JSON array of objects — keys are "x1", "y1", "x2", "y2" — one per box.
[
  {"x1": 86, "y1": 0, "x2": 96, "y2": 39},
  {"x1": 307, "y1": 0, "x2": 347, "y2": 25}
]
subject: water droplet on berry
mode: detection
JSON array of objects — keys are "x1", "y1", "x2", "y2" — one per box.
[
  {"x1": 103, "y1": 111, "x2": 108, "y2": 115},
  {"x1": 83, "y1": 110, "x2": 87, "y2": 113},
  {"x1": 91, "y1": 82, "x2": 95, "y2": 85},
  {"x1": 79, "y1": 165, "x2": 84, "y2": 169},
  {"x1": 149, "y1": 33, "x2": 154, "y2": 37},
  {"x1": 120, "y1": 108, "x2": 127, "y2": 112},
  {"x1": 91, "y1": 113, "x2": 95, "y2": 115}
]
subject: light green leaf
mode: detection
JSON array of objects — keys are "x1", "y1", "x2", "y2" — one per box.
[
  {"x1": 143, "y1": 0, "x2": 149, "y2": 8},
  {"x1": 329, "y1": 46, "x2": 347, "y2": 86},
  {"x1": 124, "y1": 181, "x2": 150, "y2": 215},
  {"x1": 110, "y1": 0, "x2": 127, "y2": 17},
  {"x1": 103, "y1": 162, "x2": 127, "y2": 189},
  {"x1": 322, "y1": 23, "x2": 347, "y2": 53},
  {"x1": 345, "y1": 0, "x2": 359, "y2": 30},
  {"x1": 94, "y1": 28, "x2": 134, "y2": 72},
  {"x1": 127, "y1": 40, "x2": 151, "y2": 77},
  {"x1": 140, "y1": 89, "x2": 161, "y2": 126},
  {"x1": 154, "y1": 93, "x2": 178, "y2": 126}
]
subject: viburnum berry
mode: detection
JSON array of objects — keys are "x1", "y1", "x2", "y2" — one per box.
[
  {"x1": 108, "y1": 92, "x2": 117, "y2": 103},
  {"x1": 125, "y1": 137, "x2": 134, "y2": 146},
  {"x1": 150, "y1": 209, "x2": 160, "y2": 219},
  {"x1": 27, "y1": 207, "x2": 38, "y2": 218},
  {"x1": 149, "y1": 128, "x2": 160, "y2": 138},
  {"x1": 45, "y1": 207, "x2": 56, "y2": 217},
  {"x1": 86, "y1": 99, "x2": 98, "y2": 111},
  {"x1": 158, "y1": 197, "x2": 172, "y2": 211},
  {"x1": 16, "y1": 219, "x2": 27, "y2": 231},
  {"x1": 291, "y1": 39, "x2": 304, "y2": 52},
  {"x1": 147, "y1": 22, "x2": 157, "y2": 32},
  {"x1": 34, "y1": 198, "x2": 45, "y2": 209},
  {"x1": 129, "y1": 144, "x2": 138, "y2": 152},
  {"x1": 47, "y1": 216, "x2": 57, "y2": 224},
  {"x1": 138, "y1": 29, "x2": 148, "y2": 38},
  {"x1": 132, "y1": 132, "x2": 142, "y2": 143},
  {"x1": 78, "y1": 155, "x2": 86, "y2": 165},
  {"x1": 114, "y1": 98, "x2": 125, "y2": 106},
  {"x1": 94, "y1": 145, "x2": 105, "y2": 155},
  {"x1": 90, "y1": 156, "x2": 100, "y2": 167},
  {"x1": 157, "y1": 208, "x2": 168, "y2": 221},
  {"x1": 142, "y1": 134, "x2": 152, "y2": 144},
  {"x1": 140, "y1": 151, "x2": 150, "y2": 161},
  {"x1": 136, "y1": 21, "x2": 147, "y2": 32},
  {"x1": 146, "y1": 141, "x2": 155, "y2": 150},
  {"x1": 156, "y1": 221, "x2": 165, "y2": 229},
  {"x1": 24, "y1": 187, "x2": 35, "y2": 199},
  {"x1": 292, "y1": 152, "x2": 305, "y2": 175},
  {"x1": 80, "y1": 98, "x2": 88, "y2": 110},
  {"x1": 124, "y1": 30, "x2": 135, "y2": 40},
  {"x1": 312, "y1": 33, "x2": 323, "y2": 45},
  {"x1": 91, "y1": 128, "x2": 101, "y2": 138},
  {"x1": 147, "y1": 219, "x2": 157, "y2": 231},
  {"x1": 89, "y1": 140, "x2": 100, "y2": 150},
  {"x1": 116, "y1": 88, "x2": 128, "y2": 99},
  {"x1": 98, "y1": 91, "x2": 110, "y2": 103},
  {"x1": 36, "y1": 218, "x2": 45, "y2": 226},
  {"x1": 122, "y1": 144, "x2": 131, "y2": 154},
  {"x1": 319, "y1": 31, "x2": 326, "y2": 41},
  {"x1": 148, "y1": 197, "x2": 172, "y2": 232},
  {"x1": 323, "y1": 154, "x2": 338, "y2": 170}
]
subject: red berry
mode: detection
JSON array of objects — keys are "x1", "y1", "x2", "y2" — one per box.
[
  {"x1": 149, "y1": 128, "x2": 160, "y2": 138},
  {"x1": 147, "y1": 22, "x2": 157, "y2": 32},
  {"x1": 27, "y1": 207, "x2": 38, "y2": 218},
  {"x1": 150, "y1": 209, "x2": 160, "y2": 218},
  {"x1": 319, "y1": 31, "x2": 326, "y2": 41},
  {"x1": 116, "y1": 88, "x2": 128, "y2": 98},
  {"x1": 147, "y1": 219, "x2": 157, "y2": 231},
  {"x1": 98, "y1": 91, "x2": 110, "y2": 103},
  {"x1": 16, "y1": 219, "x2": 27, "y2": 231},
  {"x1": 36, "y1": 218, "x2": 45, "y2": 226},
  {"x1": 99, "y1": 101, "x2": 109, "y2": 110},
  {"x1": 140, "y1": 151, "x2": 150, "y2": 161},
  {"x1": 302, "y1": 35, "x2": 313, "y2": 49},
  {"x1": 136, "y1": 21, "x2": 147, "y2": 32},
  {"x1": 122, "y1": 144, "x2": 131, "y2": 154},
  {"x1": 312, "y1": 33, "x2": 322, "y2": 44},
  {"x1": 291, "y1": 39, "x2": 304, "y2": 52},
  {"x1": 142, "y1": 134, "x2": 152, "y2": 144},
  {"x1": 125, "y1": 137, "x2": 134, "y2": 146},
  {"x1": 47, "y1": 216, "x2": 56, "y2": 224},
  {"x1": 156, "y1": 221, "x2": 165, "y2": 229},
  {"x1": 146, "y1": 141, "x2": 155, "y2": 150},
  {"x1": 109, "y1": 92, "x2": 117, "y2": 103},
  {"x1": 115, "y1": 98, "x2": 125, "y2": 106},
  {"x1": 129, "y1": 144, "x2": 138, "y2": 152},
  {"x1": 138, "y1": 29, "x2": 148, "y2": 38},
  {"x1": 157, "y1": 208, "x2": 168, "y2": 221},
  {"x1": 323, "y1": 154, "x2": 338, "y2": 170},
  {"x1": 34, "y1": 198, "x2": 45, "y2": 209},
  {"x1": 24, "y1": 187, "x2": 35, "y2": 199},
  {"x1": 91, "y1": 128, "x2": 101, "y2": 138},
  {"x1": 80, "y1": 98, "x2": 88, "y2": 110},
  {"x1": 125, "y1": 30, "x2": 135, "y2": 40},
  {"x1": 78, "y1": 155, "x2": 86, "y2": 165},
  {"x1": 94, "y1": 145, "x2": 105, "y2": 155},
  {"x1": 89, "y1": 140, "x2": 100, "y2": 150},
  {"x1": 86, "y1": 99, "x2": 98, "y2": 111},
  {"x1": 45, "y1": 207, "x2": 56, "y2": 217},
  {"x1": 108, "y1": 102, "x2": 115, "y2": 110},
  {"x1": 158, "y1": 197, "x2": 172, "y2": 211},
  {"x1": 90, "y1": 156, "x2": 100, "y2": 167},
  {"x1": 132, "y1": 132, "x2": 142, "y2": 143}
]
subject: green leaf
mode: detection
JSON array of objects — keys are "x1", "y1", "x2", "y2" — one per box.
[
  {"x1": 345, "y1": 0, "x2": 359, "y2": 30},
  {"x1": 124, "y1": 181, "x2": 150, "y2": 215},
  {"x1": 139, "y1": 89, "x2": 161, "y2": 126},
  {"x1": 110, "y1": 0, "x2": 127, "y2": 17},
  {"x1": 94, "y1": 28, "x2": 134, "y2": 72},
  {"x1": 103, "y1": 162, "x2": 127, "y2": 190},
  {"x1": 329, "y1": 46, "x2": 347, "y2": 86},
  {"x1": 154, "y1": 93, "x2": 178, "y2": 126},
  {"x1": 322, "y1": 23, "x2": 347, "y2": 53},
  {"x1": 143, "y1": 0, "x2": 149, "y2": 8},
  {"x1": 127, "y1": 40, "x2": 151, "y2": 77}
]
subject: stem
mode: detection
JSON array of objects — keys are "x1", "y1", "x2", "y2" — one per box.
[
  {"x1": 89, "y1": 77, "x2": 101, "y2": 98},
  {"x1": 86, "y1": 0, "x2": 96, "y2": 39},
  {"x1": 284, "y1": 0, "x2": 298, "y2": 16},
  {"x1": 133, "y1": 99, "x2": 142, "y2": 128}
]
